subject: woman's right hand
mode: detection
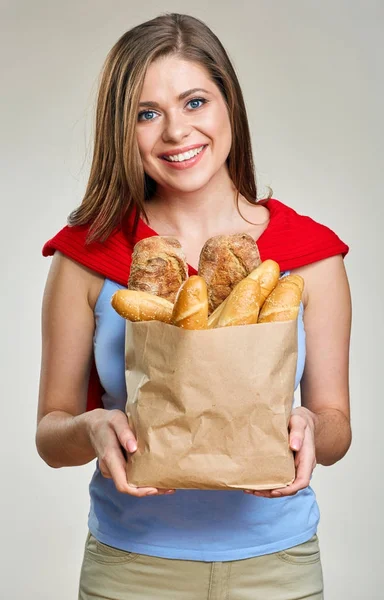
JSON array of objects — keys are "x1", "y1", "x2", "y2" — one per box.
[
  {"x1": 37, "y1": 253, "x2": 175, "y2": 498},
  {"x1": 87, "y1": 408, "x2": 175, "y2": 497}
]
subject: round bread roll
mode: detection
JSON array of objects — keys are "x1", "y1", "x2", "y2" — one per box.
[
  {"x1": 128, "y1": 236, "x2": 188, "y2": 303},
  {"x1": 198, "y1": 233, "x2": 261, "y2": 314}
]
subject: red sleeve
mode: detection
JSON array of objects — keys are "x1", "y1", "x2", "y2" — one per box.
[
  {"x1": 42, "y1": 225, "x2": 132, "y2": 287},
  {"x1": 42, "y1": 225, "x2": 116, "y2": 412},
  {"x1": 258, "y1": 199, "x2": 349, "y2": 270}
]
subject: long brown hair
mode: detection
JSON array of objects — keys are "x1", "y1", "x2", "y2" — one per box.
[{"x1": 69, "y1": 13, "x2": 268, "y2": 243}]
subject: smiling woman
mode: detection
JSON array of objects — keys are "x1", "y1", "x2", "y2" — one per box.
[
  {"x1": 38, "y1": 12, "x2": 351, "y2": 600},
  {"x1": 66, "y1": 14, "x2": 261, "y2": 245},
  {"x1": 136, "y1": 57, "x2": 232, "y2": 190}
]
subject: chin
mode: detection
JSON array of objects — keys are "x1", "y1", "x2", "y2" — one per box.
[
  {"x1": 163, "y1": 169, "x2": 222, "y2": 195},
  {"x1": 171, "y1": 180, "x2": 210, "y2": 193}
]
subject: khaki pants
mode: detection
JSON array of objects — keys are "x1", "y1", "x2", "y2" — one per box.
[{"x1": 79, "y1": 532, "x2": 323, "y2": 599}]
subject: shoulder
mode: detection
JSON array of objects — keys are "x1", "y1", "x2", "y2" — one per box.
[
  {"x1": 266, "y1": 198, "x2": 346, "y2": 237},
  {"x1": 42, "y1": 222, "x2": 133, "y2": 287},
  {"x1": 260, "y1": 198, "x2": 349, "y2": 271},
  {"x1": 291, "y1": 254, "x2": 349, "y2": 308},
  {"x1": 47, "y1": 252, "x2": 105, "y2": 311},
  {"x1": 260, "y1": 199, "x2": 350, "y2": 307}
]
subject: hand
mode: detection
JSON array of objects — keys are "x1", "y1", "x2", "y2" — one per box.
[
  {"x1": 243, "y1": 406, "x2": 317, "y2": 498},
  {"x1": 87, "y1": 409, "x2": 175, "y2": 498}
]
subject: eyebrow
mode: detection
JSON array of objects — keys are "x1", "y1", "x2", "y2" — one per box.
[{"x1": 138, "y1": 88, "x2": 211, "y2": 108}]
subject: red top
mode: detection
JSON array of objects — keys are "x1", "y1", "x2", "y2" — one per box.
[{"x1": 42, "y1": 198, "x2": 349, "y2": 410}]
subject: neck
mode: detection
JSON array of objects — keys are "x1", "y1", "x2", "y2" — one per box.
[{"x1": 144, "y1": 167, "x2": 247, "y2": 239}]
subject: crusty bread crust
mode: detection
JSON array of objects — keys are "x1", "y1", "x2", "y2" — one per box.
[
  {"x1": 216, "y1": 277, "x2": 262, "y2": 327},
  {"x1": 258, "y1": 274, "x2": 304, "y2": 323},
  {"x1": 128, "y1": 236, "x2": 188, "y2": 303},
  {"x1": 171, "y1": 276, "x2": 208, "y2": 330},
  {"x1": 198, "y1": 233, "x2": 261, "y2": 313},
  {"x1": 111, "y1": 289, "x2": 174, "y2": 323}
]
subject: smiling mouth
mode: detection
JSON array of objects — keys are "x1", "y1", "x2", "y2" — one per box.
[{"x1": 162, "y1": 145, "x2": 207, "y2": 163}]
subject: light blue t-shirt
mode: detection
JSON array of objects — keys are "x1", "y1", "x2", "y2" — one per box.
[{"x1": 88, "y1": 276, "x2": 319, "y2": 561}]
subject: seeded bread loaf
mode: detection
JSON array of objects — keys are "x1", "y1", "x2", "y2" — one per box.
[
  {"x1": 198, "y1": 233, "x2": 261, "y2": 313},
  {"x1": 258, "y1": 274, "x2": 304, "y2": 323},
  {"x1": 128, "y1": 236, "x2": 188, "y2": 303},
  {"x1": 207, "y1": 259, "x2": 280, "y2": 327},
  {"x1": 216, "y1": 277, "x2": 262, "y2": 327},
  {"x1": 171, "y1": 276, "x2": 209, "y2": 330},
  {"x1": 111, "y1": 289, "x2": 174, "y2": 323}
]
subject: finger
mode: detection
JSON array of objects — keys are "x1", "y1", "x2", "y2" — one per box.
[
  {"x1": 126, "y1": 485, "x2": 176, "y2": 496},
  {"x1": 104, "y1": 415, "x2": 175, "y2": 496},
  {"x1": 244, "y1": 489, "x2": 275, "y2": 498},
  {"x1": 289, "y1": 413, "x2": 307, "y2": 451},
  {"x1": 99, "y1": 463, "x2": 113, "y2": 479},
  {"x1": 101, "y1": 439, "x2": 158, "y2": 497},
  {"x1": 103, "y1": 439, "x2": 176, "y2": 496},
  {"x1": 271, "y1": 446, "x2": 315, "y2": 498},
  {"x1": 109, "y1": 411, "x2": 138, "y2": 454},
  {"x1": 156, "y1": 489, "x2": 176, "y2": 495}
]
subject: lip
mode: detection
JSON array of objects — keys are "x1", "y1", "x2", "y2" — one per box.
[
  {"x1": 160, "y1": 144, "x2": 207, "y2": 158},
  {"x1": 160, "y1": 144, "x2": 208, "y2": 170}
]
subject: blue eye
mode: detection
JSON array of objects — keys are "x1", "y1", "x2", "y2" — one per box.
[
  {"x1": 187, "y1": 98, "x2": 206, "y2": 110},
  {"x1": 138, "y1": 110, "x2": 157, "y2": 122}
]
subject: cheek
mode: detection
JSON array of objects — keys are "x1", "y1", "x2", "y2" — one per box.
[
  {"x1": 220, "y1": 110, "x2": 233, "y2": 147},
  {"x1": 202, "y1": 110, "x2": 232, "y2": 154},
  {"x1": 136, "y1": 127, "x2": 156, "y2": 162},
  {"x1": 136, "y1": 133, "x2": 148, "y2": 160}
]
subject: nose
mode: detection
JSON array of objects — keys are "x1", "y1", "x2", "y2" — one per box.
[{"x1": 161, "y1": 110, "x2": 192, "y2": 144}]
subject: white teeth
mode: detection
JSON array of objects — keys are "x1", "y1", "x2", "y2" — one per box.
[{"x1": 165, "y1": 145, "x2": 205, "y2": 162}]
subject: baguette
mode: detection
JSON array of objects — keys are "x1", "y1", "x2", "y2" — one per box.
[
  {"x1": 257, "y1": 274, "x2": 304, "y2": 323},
  {"x1": 216, "y1": 277, "x2": 262, "y2": 328},
  {"x1": 207, "y1": 298, "x2": 228, "y2": 328},
  {"x1": 171, "y1": 276, "x2": 208, "y2": 330},
  {"x1": 128, "y1": 236, "x2": 188, "y2": 303},
  {"x1": 246, "y1": 259, "x2": 281, "y2": 304},
  {"x1": 111, "y1": 289, "x2": 173, "y2": 323},
  {"x1": 198, "y1": 233, "x2": 261, "y2": 313},
  {"x1": 208, "y1": 259, "x2": 280, "y2": 328}
]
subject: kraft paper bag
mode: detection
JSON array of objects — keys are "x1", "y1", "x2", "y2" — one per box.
[{"x1": 125, "y1": 319, "x2": 297, "y2": 490}]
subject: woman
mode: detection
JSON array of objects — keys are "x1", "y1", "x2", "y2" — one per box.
[{"x1": 37, "y1": 13, "x2": 352, "y2": 599}]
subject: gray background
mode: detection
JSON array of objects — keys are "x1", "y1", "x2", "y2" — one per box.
[{"x1": 1, "y1": 1, "x2": 382, "y2": 598}]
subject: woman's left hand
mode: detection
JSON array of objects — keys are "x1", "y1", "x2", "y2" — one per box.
[{"x1": 244, "y1": 406, "x2": 317, "y2": 498}]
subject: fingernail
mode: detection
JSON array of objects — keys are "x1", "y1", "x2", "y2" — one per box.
[
  {"x1": 164, "y1": 490, "x2": 175, "y2": 494},
  {"x1": 271, "y1": 491, "x2": 282, "y2": 497},
  {"x1": 146, "y1": 490, "x2": 158, "y2": 496},
  {"x1": 127, "y1": 440, "x2": 137, "y2": 453},
  {"x1": 291, "y1": 438, "x2": 301, "y2": 450}
]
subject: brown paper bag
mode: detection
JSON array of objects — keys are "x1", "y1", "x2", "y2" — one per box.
[{"x1": 125, "y1": 319, "x2": 297, "y2": 490}]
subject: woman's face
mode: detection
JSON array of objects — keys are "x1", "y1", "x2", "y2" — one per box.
[{"x1": 135, "y1": 55, "x2": 232, "y2": 195}]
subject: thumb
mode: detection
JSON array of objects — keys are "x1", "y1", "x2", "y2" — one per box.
[
  {"x1": 112, "y1": 411, "x2": 138, "y2": 453},
  {"x1": 289, "y1": 413, "x2": 306, "y2": 451}
]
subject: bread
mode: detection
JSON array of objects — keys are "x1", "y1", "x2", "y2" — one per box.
[
  {"x1": 128, "y1": 236, "x2": 188, "y2": 303},
  {"x1": 207, "y1": 298, "x2": 227, "y2": 328},
  {"x1": 258, "y1": 274, "x2": 304, "y2": 323},
  {"x1": 171, "y1": 276, "x2": 208, "y2": 330},
  {"x1": 216, "y1": 277, "x2": 262, "y2": 328},
  {"x1": 111, "y1": 289, "x2": 173, "y2": 323},
  {"x1": 198, "y1": 233, "x2": 261, "y2": 314},
  {"x1": 246, "y1": 260, "x2": 281, "y2": 304},
  {"x1": 207, "y1": 259, "x2": 280, "y2": 327}
]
